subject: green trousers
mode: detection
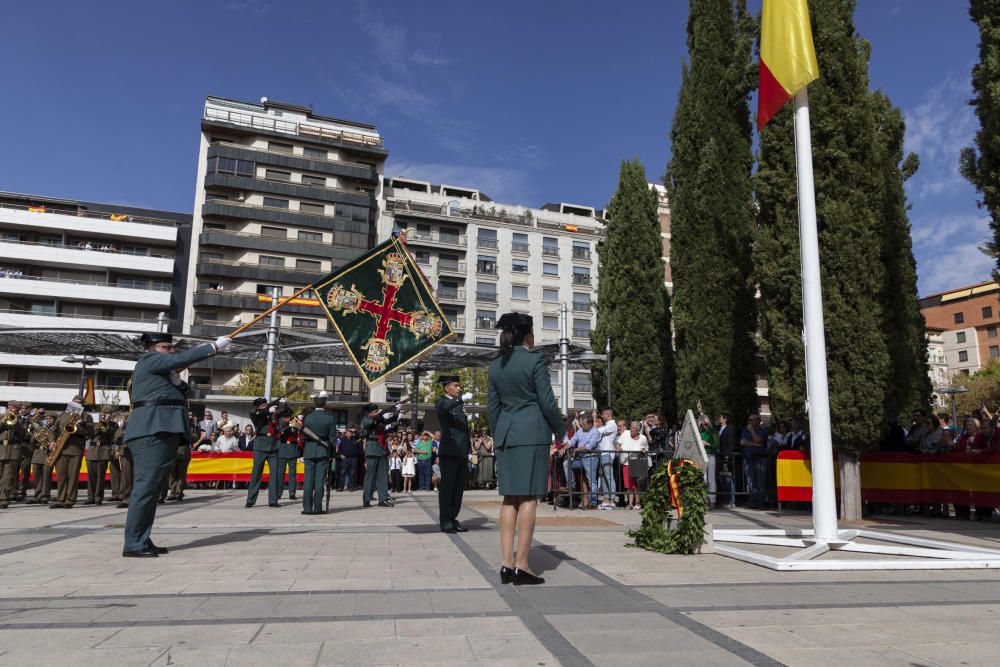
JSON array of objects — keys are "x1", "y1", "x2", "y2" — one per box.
[
  {"x1": 123, "y1": 434, "x2": 178, "y2": 552},
  {"x1": 277, "y1": 457, "x2": 297, "y2": 498},
  {"x1": 246, "y1": 439, "x2": 278, "y2": 506},
  {"x1": 363, "y1": 455, "x2": 389, "y2": 505},
  {"x1": 302, "y1": 456, "x2": 329, "y2": 513}
]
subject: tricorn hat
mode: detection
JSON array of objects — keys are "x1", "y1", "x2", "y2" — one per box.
[
  {"x1": 364, "y1": 402, "x2": 380, "y2": 413},
  {"x1": 439, "y1": 375, "x2": 460, "y2": 386},
  {"x1": 496, "y1": 312, "x2": 533, "y2": 332},
  {"x1": 140, "y1": 332, "x2": 173, "y2": 346},
  {"x1": 253, "y1": 397, "x2": 267, "y2": 406}
]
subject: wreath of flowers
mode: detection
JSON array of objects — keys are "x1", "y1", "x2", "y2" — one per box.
[{"x1": 627, "y1": 458, "x2": 708, "y2": 555}]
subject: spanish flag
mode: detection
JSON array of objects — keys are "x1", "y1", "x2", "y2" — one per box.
[{"x1": 758, "y1": 0, "x2": 820, "y2": 129}]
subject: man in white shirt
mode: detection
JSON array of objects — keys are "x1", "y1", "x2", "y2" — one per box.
[
  {"x1": 596, "y1": 407, "x2": 618, "y2": 509},
  {"x1": 214, "y1": 425, "x2": 239, "y2": 453}
]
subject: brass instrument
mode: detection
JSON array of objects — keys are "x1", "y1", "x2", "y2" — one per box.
[
  {"x1": 2, "y1": 412, "x2": 18, "y2": 426},
  {"x1": 27, "y1": 414, "x2": 54, "y2": 450},
  {"x1": 46, "y1": 413, "x2": 83, "y2": 467}
]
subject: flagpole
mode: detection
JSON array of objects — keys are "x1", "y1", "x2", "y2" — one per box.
[
  {"x1": 225, "y1": 284, "x2": 316, "y2": 339},
  {"x1": 793, "y1": 88, "x2": 838, "y2": 543}
]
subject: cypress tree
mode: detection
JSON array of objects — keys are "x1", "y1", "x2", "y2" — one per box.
[
  {"x1": 871, "y1": 91, "x2": 933, "y2": 418},
  {"x1": 592, "y1": 159, "x2": 675, "y2": 421},
  {"x1": 754, "y1": 0, "x2": 891, "y2": 519},
  {"x1": 666, "y1": 0, "x2": 758, "y2": 423},
  {"x1": 960, "y1": 0, "x2": 1000, "y2": 281}
]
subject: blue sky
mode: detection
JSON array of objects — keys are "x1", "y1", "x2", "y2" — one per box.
[{"x1": 0, "y1": 0, "x2": 987, "y2": 295}]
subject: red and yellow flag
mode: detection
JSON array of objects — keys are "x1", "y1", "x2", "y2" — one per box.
[{"x1": 758, "y1": 0, "x2": 820, "y2": 129}]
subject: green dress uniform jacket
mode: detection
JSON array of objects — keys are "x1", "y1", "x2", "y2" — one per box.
[
  {"x1": 301, "y1": 408, "x2": 337, "y2": 513},
  {"x1": 85, "y1": 421, "x2": 118, "y2": 504},
  {"x1": 361, "y1": 410, "x2": 396, "y2": 506},
  {"x1": 53, "y1": 412, "x2": 94, "y2": 506},
  {"x1": 435, "y1": 394, "x2": 471, "y2": 530},
  {"x1": 0, "y1": 418, "x2": 28, "y2": 505},
  {"x1": 123, "y1": 342, "x2": 219, "y2": 552}
]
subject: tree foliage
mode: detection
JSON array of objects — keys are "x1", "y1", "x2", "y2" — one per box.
[
  {"x1": 960, "y1": 0, "x2": 1000, "y2": 282},
  {"x1": 224, "y1": 360, "x2": 311, "y2": 402},
  {"x1": 416, "y1": 367, "x2": 491, "y2": 431},
  {"x1": 592, "y1": 159, "x2": 676, "y2": 422},
  {"x1": 666, "y1": 0, "x2": 758, "y2": 422},
  {"x1": 953, "y1": 360, "x2": 1000, "y2": 417},
  {"x1": 755, "y1": 0, "x2": 896, "y2": 454}
]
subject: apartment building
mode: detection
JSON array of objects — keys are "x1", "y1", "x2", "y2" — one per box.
[
  {"x1": 183, "y1": 96, "x2": 387, "y2": 399},
  {"x1": 379, "y1": 177, "x2": 603, "y2": 410},
  {"x1": 920, "y1": 279, "x2": 1000, "y2": 375},
  {"x1": 649, "y1": 183, "x2": 673, "y2": 293},
  {"x1": 0, "y1": 191, "x2": 190, "y2": 407}
]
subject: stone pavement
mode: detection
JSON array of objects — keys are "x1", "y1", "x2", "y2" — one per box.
[{"x1": 0, "y1": 489, "x2": 999, "y2": 666}]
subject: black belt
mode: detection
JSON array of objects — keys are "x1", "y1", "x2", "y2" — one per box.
[{"x1": 132, "y1": 399, "x2": 186, "y2": 408}]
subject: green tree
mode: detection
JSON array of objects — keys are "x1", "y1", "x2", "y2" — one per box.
[
  {"x1": 592, "y1": 159, "x2": 675, "y2": 422},
  {"x1": 870, "y1": 92, "x2": 933, "y2": 418},
  {"x1": 666, "y1": 0, "x2": 758, "y2": 422},
  {"x1": 754, "y1": 0, "x2": 891, "y2": 519},
  {"x1": 415, "y1": 367, "x2": 491, "y2": 431},
  {"x1": 954, "y1": 360, "x2": 1000, "y2": 417},
  {"x1": 960, "y1": 0, "x2": 1000, "y2": 282},
  {"x1": 224, "y1": 360, "x2": 311, "y2": 401}
]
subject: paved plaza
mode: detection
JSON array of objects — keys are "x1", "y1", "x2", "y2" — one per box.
[{"x1": 0, "y1": 490, "x2": 999, "y2": 666}]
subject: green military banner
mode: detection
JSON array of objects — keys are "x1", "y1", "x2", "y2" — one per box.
[{"x1": 311, "y1": 236, "x2": 455, "y2": 385}]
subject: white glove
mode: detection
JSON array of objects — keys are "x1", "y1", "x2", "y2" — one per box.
[
  {"x1": 269, "y1": 406, "x2": 277, "y2": 414},
  {"x1": 215, "y1": 336, "x2": 232, "y2": 351},
  {"x1": 393, "y1": 403, "x2": 402, "y2": 411},
  {"x1": 278, "y1": 397, "x2": 287, "y2": 404},
  {"x1": 461, "y1": 392, "x2": 474, "y2": 402}
]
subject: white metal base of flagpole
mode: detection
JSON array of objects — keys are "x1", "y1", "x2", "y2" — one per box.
[{"x1": 712, "y1": 527, "x2": 1000, "y2": 571}]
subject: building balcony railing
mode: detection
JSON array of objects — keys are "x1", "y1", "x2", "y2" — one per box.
[
  {"x1": 205, "y1": 106, "x2": 384, "y2": 147},
  {"x1": 511, "y1": 242, "x2": 530, "y2": 254},
  {"x1": 198, "y1": 257, "x2": 329, "y2": 275},
  {"x1": 0, "y1": 201, "x2": 179, "y2": 228},
  {"x1": 573, "y1": 383, "x2": 593, "y2": 393},
  {"x1": 447, "y1": 316, "x2": 466, "y2": 330},
  {"x1": 572, "y1": 247, "x2": 592, "y2": 261},
  {"x1": 436, "y1": 288, "x2": 466, "y2": 301},
  {"x1": 477, "y1": 238, "x2": 499, "y2": 250},
  {"x1": 572, "y1": 302, "x2": 592, "y2": 312},
  {"x1": 572, "y1": 274, "x2": 592, "y2": 285},
  {"x1": 475, "y1": 291, "x2": 499, "y2": 303},
  {"x1": 573, "y1": 328, "x2": 592, "y2": 338},
  {"x1": 0, "y1": 272, "x2": 171, "y2": 292},
  {"x1": 476, "y1": 317, "x2": 497, "y2": 330},
  {"x1": 386, "y1": 198, "x2": 606, "y2": 238},
  {"x1": 211, "y1": 141, "x2": 376, "y2": 172},
  {"x1": 402, "y1": 230, "x2": 467, "y2": 247},
  {"x1": 0, "y1": 237, "x2": 175, "y2": 259},
  {"x1": 437, "y1": 260, "x2": 467, "y2": 273},
  {"x1": 542, "y1": 247, "x2": 560, "y2": 258},
  {"x1": 476, "y1": 263, "x2": 498, "y2": 276},
  {"x1": 0, "y1": 309, "x2": 164, "y2": 327}
]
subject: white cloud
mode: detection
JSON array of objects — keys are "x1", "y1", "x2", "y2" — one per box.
[
  {"x1": 387, "y1": 161, "x2": 530, "y2": 204},
  {"x1": 412, "y1": 51, "x2": 451, "y2": 66},
  {"x1": 911, "y1": 212, "x2": 993, "y2": 294},
  {"x1": 356, "y1": 1, "x2": 409, "y2": 72}
]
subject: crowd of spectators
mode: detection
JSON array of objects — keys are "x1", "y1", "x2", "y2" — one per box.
[{"x1": 0, "y1": 268, "x2": 23, "y2": 278}]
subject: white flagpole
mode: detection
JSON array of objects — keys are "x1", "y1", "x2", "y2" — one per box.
[{"x1": 792, "y1": 87, "x2": 839, "y2": 542}]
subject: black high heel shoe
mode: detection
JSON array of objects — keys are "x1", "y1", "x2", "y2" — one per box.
[
  {"x1": 500, "y1": 566, "x2": 514, "y2": 584},
  {"x1": 512, "y1": 568, "x2": 545, "y2": 586}
]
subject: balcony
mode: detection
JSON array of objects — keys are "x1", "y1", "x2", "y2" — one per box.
[
  {"x1": 199, "y1": 229, "x2": 337, "y2": 258},
  {"x1": 511, "y1": 242, "x2": 530, "y2": 255},
  {"x1": 573, "y1": 383, "x2": 593, "y2": 394},
  {"x1": 192, "y1": 290, "x2": 322, "y2": 316},
  {"x1": 572, "y1": 274, "x2": 592, "y2": 286},
  {"x1": 572, "y1": 301, "x2": 592, "y2": 312},
  {"x1": 436, "y1": 260, "x2": 467, "y2": 275},
  {"x1": 0, "y1": 275, "x2": 170, "y2": 307},
  {"x1": 0, "y1": 201, "x2": 179, "y2": 241},
  {"x1": 475, "y1": 291, "x2": 499, "y2": 304},
  {"x1": 475, "y1": 261, "x2": 498, "y2": 276},
  {"x1": 204, "y1": 173, "x2": 372, "y2": 206},
  {"x1": 476, "y1": 317, "x2": 497, "y2": 330},
  {"x1": 542, "y1": 246, "x2": 560, "y2": 258},
  {"x1": 196, "y1": 258, "x2": 328, "y2": 284},
  {"x1": 402, "y1": 230, "x2": 467, "y2": 248},
  {"x1": 436, "y1": 288, "x2": 466, "y2": 302},
  {"x1": 573, "y1": 328, "x2": 592, "y2": 338},
  {"x1": 477, "y1": 238, "x2": 499, "y2": 250},
  {"x1": 204, "y1": 105, "x2": 384, "y2": 149},
  {"x1": 201, "y1": 200, "x2": 370, "y2": 234},
  {"x1": 572, "y1": 247, "x2": 592, "y2": 261},
  {"x1": 0, "y1": 310, "x2": 162, "y2": 331},
  {"x1": 447, "y1": 316, "x2": 466, "y2": 330},
  {"x1": 0, "y1": 240, "x2": 175, "y2": 275},
  {"x1": 207, "y1": 142, "x2": 378, "y2": 182}
]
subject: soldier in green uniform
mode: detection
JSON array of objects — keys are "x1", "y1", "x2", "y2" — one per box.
[
  {"x1": 488, "y1": 313, "x2": 564, "y2": 586},
  {"x1": 52, "y1": 396, "x2": 94, "y2": 509},
  {"x1": 246, "y1": 396, "x2": 287, "y2": 508},
  {"x1": 158, "y1": 423, "x2": 193, "y2": 502},
  {"x1": 277, "y1": 413, "x2": 301, "y2": 501},
  {"x1": 84, "y1": 407, "x2": 117, "y2": 505},
  {"x1": 361, "y1": 402, "x2": 399, "y2": 508},
  {"x1": 0, "y1": 402, "x2": 28, "y2": 509},
  {"x1": 113, "y1": 413, "x2": 132, "y2": 508},
  {"x1": 122, "y1": 331, "x2": 230, "y2": 557},
  {"x1": 301, "y1": 391, "x2": 337, "y2": 515},
  {"x1": 28, "y1": 411, "x2": 54, "y2": 504},
  {"x1": 435, "y1": 377, "x2": 474, "y2": 533}
]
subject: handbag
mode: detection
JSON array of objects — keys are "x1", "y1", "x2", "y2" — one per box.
[{"x1": 627, "y1": 453, "x2": 649, "y2": 479}]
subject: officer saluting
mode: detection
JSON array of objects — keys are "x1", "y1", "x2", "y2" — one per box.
[
  {"x1": 436, "y1": 376, "x2": 474, "y2": 533},
  {"x1": 122, "y1": 332, "x2": 231, "y2": 557}
]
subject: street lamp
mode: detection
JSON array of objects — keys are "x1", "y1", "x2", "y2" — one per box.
[
  {"x1": 935, "y1": 385, "x2": 969, "y2": 431},
  {"x1": 62, "y1": 354, "x2": 101, "y2": 397}
]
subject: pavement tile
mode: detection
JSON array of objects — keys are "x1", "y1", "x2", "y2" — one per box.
[
  {"x1": 316, "y1": 636, "x2": 474, "y2": 665},
  {"x1": 225, "y1": 642, "x2": 324, "y2": 666},
  {"x1": 762, "y1": 645, "x2": 946, "y2": 667},
  {"x1": 394, "y1": 615, "x2": 526, "y2": 638},
  {"x1": 0, "y1": 626, "x2": 122, "y2": 649},
  {"x1": 0, "y1": 647, "x2": 166, "y2": 666},
  {"x1": 255, "y1": 620, "x2": 394, "y2": 644},
  {"x1": 100, "y1": 623, "x2": 263, "y2": 648}
]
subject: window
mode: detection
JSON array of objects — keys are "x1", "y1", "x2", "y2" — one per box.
[
  {"x1": 121, "y1": 245, "x2": 149, "y2": 256},
  {"x1": 439, "y1": 227, "x2": 461, "y2": 245},
  {"x1": 573, "y1": 318, "x2": 591, "y2": 338},
  {"x1": 954, "y1": 312, "x2": 965, "y2": 324},
  {"x1": 269, "y1": 141, "x2": 293, "y2": 153},
  {"x1": 329, "y1": 374, "x2": 363, "y2": 396},
  {"x1": 477, "y1": 228, "x2": 498, "y2": 249},
  {"x1": 334, "y1": 202, "x2": 369, "y2": 222},
  {"x1": 984, "y1": 306, "x2": 994, "y2": 319},
  {"x1": 572, "y1": 240, "x2": 591, "y2": 260},
  {"x1": 476, "y1": 282, "x2": 497, "y2": 302},
  {"x1": 991, "y1": 346, "x2": 999, "y2": 358},
  {"x1": 256, "y1": 284, "x2": 282, "y2": 296},
  {"x1": 258, "y1": 255, "x2": 284, "y2": 266},
  {"x1": 512, "y1": 285, "x2": 528, "y2": 300},
  {"x1": 414, "y1": 250, "x2": 430, "y2": 265},
  {"x1": 958, "y1": 350, "x2": 969, "y2": 362},
  {"x1": 477, "y1": 255, "x2": 497, "y2": 275},
  {"x1": 263, "y1": 197, "x2": 289, "y2": 209},
  {"x1": 573, "y1": 372, "x2": 592, "y2": 393},
  {"x1": 207, "y1": 156, "x2": 254, "y2": 177},
  {"x1": 476, "y1": 310, "x2": 497, "y2": 329},
  {"x1": 200, "y1": 251, "x2": 223, "y2": 261},
  {"x1": 302, "y1": 174, "x2": 326, "y2": 186},
  {"x1": 573, "y1": 266, "x2": 591, "y2": 285},
  {"x1": 573, "y1": 399, "x2": 593, "y2": 410},
  {"x1": 543, "y1": 263, "x2": 558, "y2": 276},
  {"x1": 265, "y1": 169, "x2": 291, "y2": 181},
  {"x1": 30, "y1": 301, "x2": 56, "y2": 315},
  {"x1": 543, "y1": 315, "x2": 559, "y2": 330},
  {"x1": 543, "y1": 288, "x2": 558, "y2": 303},
  {"x1": 303, "y1": 146, "x2": 327, "y2": 159},
  {"x1": 512, "y1": 259, "x2": 528, "y2": 273},
  {"x1": 549, "y1": 369, "x2": 560, "y2": 385},
  {"x1": 296, "y1": 259, "x2": 321, "y2": 271},
  {"x1": 332, "y1": 230, "x2": 369, "y2": 248},
  {"x1": 476, "y1": 337, "x2": 495, "y2": 345},
  {"x1": 512, "y1": 232, "x2": 529, "y2": 254},
  {"x1": 291, "y1": 317, "x2": 318, "y2": 329},
  {"x1": 438, "y1": 281, "x2": 460, "y2": 299},
  {"x1": 299, "y1": 202, "x2": 325, "y2": 215},
  {"x1": 988, "y1": 326, "x2": 997, "y2": 339},
  {"x1": 260, "y1": 226, "x2": 285, "y2": 238},
  {"x1": 298, "y1": 230, "x2": 322, "y2": 243},
  {"x1": 572, "y1": 292, "x2": 591, "y2": 310},
  {"x1": 542, "y1": 236, "x2": 559, "y2": 257},
  {"x1": 957, "y1": 331, "x2": 967, "y2": 344},
  {"x1": 438, "y1": 253, "x2": 461, "y2": 271}
]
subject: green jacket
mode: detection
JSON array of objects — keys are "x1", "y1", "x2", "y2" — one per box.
[
  {"x1": 361, "y1": 409, "x2": 398, "y2": 457},
  {"x1": 435, "y1": 395, "x2": 470, "y2": 458},
  {"x1": 487, "y1": 346, "x2": 564, "y2": 448},
  {"x1": 124, "y1": 343, "x2": 218, "y2": 443},
  {"x1": 302, "y1": 408, "x2": 337, "y2": 459}
]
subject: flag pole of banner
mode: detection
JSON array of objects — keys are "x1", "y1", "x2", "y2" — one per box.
[
  {"x1": 759, "y1": 0, "x2": 837, "y2": 542},
  {"x1": 227, "y1": 236, "x2": 455, "y2": 386}
]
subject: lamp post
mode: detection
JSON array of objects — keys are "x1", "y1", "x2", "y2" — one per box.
[
  {"x1": 62, "y1": 354, "x2": 101, "y2": 397},
  {"x1": 935, "y1": 385, "x2": 969, "y2": 432}
]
